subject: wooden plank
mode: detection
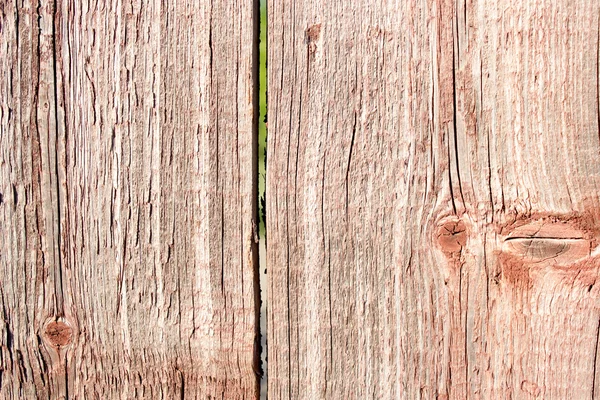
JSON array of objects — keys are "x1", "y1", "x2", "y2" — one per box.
[
  {"x1": 267, "y1": 0, "x2": 600, "y2": 398},
  {"x1": 0, "y1": 0, "x2": 259, "y2": 398}
]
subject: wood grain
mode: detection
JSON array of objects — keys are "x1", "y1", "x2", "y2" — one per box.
[
  {"x1": 0, "y1": 0, "x2": 259, "y2": 398},
  {"x1": 267, "y1": 0, "x2": 600, "y2": 398}
]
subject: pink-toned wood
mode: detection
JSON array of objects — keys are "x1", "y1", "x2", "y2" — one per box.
[
  {"x1": 267, "y1": 0, "x2": 600, "y2": 398},
  {"x1": 0, "y1": 1, "x2": 259, "y2": 398}
]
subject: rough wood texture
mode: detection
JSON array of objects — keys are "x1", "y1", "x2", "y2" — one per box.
[
  {"x1": 267, "y1": 0, "x2": 600, "y2": 398},
  {"x1": 0, "y1": 0, "x2": 259, "y2": 398}
]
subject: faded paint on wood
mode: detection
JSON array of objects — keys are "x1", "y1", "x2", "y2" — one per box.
[
  {"x1": 0, "y1": 0, "x2": 259, "y2": 398},
  {"x1": 267, "y1": 0, "x2": 600, "y2": 398}
]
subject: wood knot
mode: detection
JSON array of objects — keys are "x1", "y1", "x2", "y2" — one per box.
[
  {"x1": 44, "y1": 321, "x2": 73, "y2": 348},
  {"x1": 436, "y1": 219, "x2": 467, "y2": 254},
  {"x1": 305, "y1": 24, "x2": 322, "y2": 42},
  {"x1": 497, "y1": 215, "x2": 600, "y2": 288},
  {"x1": 501, "y1": 219, "x2": 591, "y2": 265},
  {"x1": 305, "y1": 24, "x2": 322, "y2": 53}
]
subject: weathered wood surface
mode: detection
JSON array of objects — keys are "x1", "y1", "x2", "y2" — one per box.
[
  {"x1": 0, "y1": 0, "x2": 259, "y2": 398},
  {"x1": 267, "y1": 0, "x2": 600, "y2": 398}
]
